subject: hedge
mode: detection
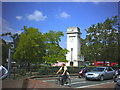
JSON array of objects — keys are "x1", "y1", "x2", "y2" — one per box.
[{"x1": 11, "y1": 65, "x2": 118, "y2": 76}]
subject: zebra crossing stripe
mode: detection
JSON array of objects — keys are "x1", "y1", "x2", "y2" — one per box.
[
  {"x1": 75, "y1": 81, "x2": 112, "y2": 88},
  {"x1": 70, "y1": 81, "x2": 87, "y2": 85}
]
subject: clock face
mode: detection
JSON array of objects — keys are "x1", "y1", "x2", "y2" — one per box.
[{"x1": 70, "y1": 37, "x2": 74, "y2": 42}]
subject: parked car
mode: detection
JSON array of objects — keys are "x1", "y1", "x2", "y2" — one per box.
[
  {"x1": 78, "y1": 67, "x2": 90, "y2": 78},
  {"x1": 85, "y1": 67, "x2": 115, "y2": 81}
]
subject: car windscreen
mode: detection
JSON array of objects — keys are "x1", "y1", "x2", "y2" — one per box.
[{"x1": 92, "y1": 68, "x2": 105, "y2": 72}]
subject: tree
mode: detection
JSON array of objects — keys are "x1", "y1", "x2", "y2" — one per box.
[
  {"x1": 2, "y1": 32, "x2": 20, "y2": 49},
  {"x1": 13, "y1": 26, "x2": 45, "y2": 65},
  {"x1": 43, "y1": 30, "x2": 68, "y2": 63},
  {"x1": 82, "y1": 16, "x2": 119, "y2": 63},
  {"x1": 1, "y1": 39, "x2": 9, "y2": 65},
  {"x1": 13, "y1": 27, "x2": 68, "y2": 65},
  {"x1": 1, "y1": 32, "x2": 20, "y2": 66}
]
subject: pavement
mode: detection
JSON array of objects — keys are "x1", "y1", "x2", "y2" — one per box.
[
  {"x1": 2, "y1": 76, "x2": 116, "y2": 89},
  {"x1": 2, "y1": 77, "x2": 27, "y2": 88}
]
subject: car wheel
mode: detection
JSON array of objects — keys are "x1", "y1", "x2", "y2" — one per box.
[
  {"x1": 85, "y1": 78, "x2": 89, "y2": 81},
  {"x1": 115, "y1": 84, "x2": 120, "y2": 90},
  {"x1": 78, "y1": 75, "x2": 81, "y2": 78},
  {"x1": 100, "y1": 75, "x2": 104, "y2": 81},
  {"x1": 112, "y1": 74, "x2": 115, "y2": 79}
]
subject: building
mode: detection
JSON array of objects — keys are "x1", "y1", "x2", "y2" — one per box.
[{"x1": 66, "y1": 27, "x2": 84, "y2": 66}]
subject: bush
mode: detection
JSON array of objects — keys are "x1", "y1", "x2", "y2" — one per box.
[
  {"x1": 36, "y1": 66, "x2": 95, "y2": 75},
  {"x1": 13, "y1": 65, "x2": 96, "y2": 76},
  {"x1": 38, "y1": 66, "x2": 58, "y2": 75},
  {"x1": 17, "y1": 68, "x2": 26, "y2": 76}
]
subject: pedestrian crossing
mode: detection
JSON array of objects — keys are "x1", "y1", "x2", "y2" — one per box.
[
  {"x1": 75, "y1": 81, "x2": 113, "y2": 88},
  {"x1": 42, "y1": 77, "x2": 113, "y2": 88}
]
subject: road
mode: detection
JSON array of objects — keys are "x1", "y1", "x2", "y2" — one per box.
[
  {"x1": 2, "y1": 76, "x2": 115, "y2": 88},
  {"x1": 38, "y1": 76, "x2": 115, "y2": 88}
]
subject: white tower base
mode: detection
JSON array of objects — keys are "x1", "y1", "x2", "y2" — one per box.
[
  {"x1": 66, "y1": 27, "x2": 84, "y2": 66},
  {"x1": 66, "y1": 61, "x2": 85, "y2": 66}
]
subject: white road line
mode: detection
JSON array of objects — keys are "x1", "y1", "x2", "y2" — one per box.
[
  {"x1": 73, "y1": 78, "x2": 85, "y2": 80},
  {"x1": 34, "y1": 76, "x2": 79, "y2": 79},
  {"x1": 43, "y1": 78, "x2": 85, "y2": 82},
  {"x1": 75, "y1": 81, "x2": 113, "y2": 88},
  {"x1": 71, "y1": 81, "x2": 87, "y2": 85},
  {"x1": 42, "y1": 81, "x2": 47, "y2": 82},
  {"x1": 43, "y1": 80, "x2": 56, "y2": 82}
]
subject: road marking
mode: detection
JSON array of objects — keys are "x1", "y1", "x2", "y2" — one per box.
[
  {"x1": 71, "y1": 78, "x2": 85, "y2": 81},
  {"x1": 42, "y1": 81, "x2": 47, "y2": 82},
  {"x1": 43, "y1": 80, "x2": 56, "y2": 82},
  {"x1": 75, "y1": 81, "x2": 112, "y2": 88},
  {"x1": 73, "y1": 78, "x2": 85, "y2": 80},
  {"x1": 71, "y1": 81, "x2": 87, "y2": 85},
  {"x1": 43, "y1": 78, "x2": 85, "y2": 82},
  {"x1": 33, "y1": 76, "x2": 78, "y2": 79},
  {"x1": 43, "y1": 78, "x2": 85, "y2": 83}
]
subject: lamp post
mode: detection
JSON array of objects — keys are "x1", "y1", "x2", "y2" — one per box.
[
  {"x1": 8, "y1": 48, "x2": 12, "y2": 78},
  {"x1": 118, "y1": 1, "x2": 120, "y2": 67},
  {"x1": 7, "y1": 43, "x2": 14, "y2": 78}
]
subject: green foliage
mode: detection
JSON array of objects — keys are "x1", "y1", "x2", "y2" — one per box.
[
  {"x1": 13, "y1": 26, "x2": 68, "y2": 67},
  {"x1": 30, "y1": 66, "x2": 95, "y2": 75},
  {"x1": 2, "y1": 39, "x2": 9, "y2": 64},
  {"x1": 82, "y1": 16, "x2": 119, "y2": 63},
  {"x1": 1, "y1": 32, "x2": 20, "y2": 48},
  {"x1": 43, "y1": 30, "x2": 68, "y2": 63},
  {"x1": 13, "y1": 27, "x2": 45, "y2": 64},
  {"x1": 1, "y1": 32, "x2": 20, "y2": 65},
  {"x1": 38, "y1": 67, "x2": 52, "y2": 75},
  {"x1": 17, "y1": 68, "x2": 26, "y2": 76}
]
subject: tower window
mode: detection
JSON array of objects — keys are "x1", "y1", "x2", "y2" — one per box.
[
  {"x1": 71, "y1": 48, "x2": 73, "y2": 51},
  {"x1": 69, "y1": 36, "x2": 75, "y2": 38}
]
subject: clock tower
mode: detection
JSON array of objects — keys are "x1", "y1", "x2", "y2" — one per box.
[{"x1": 66, "y1": 27, "x2": 83, "y2": 66}]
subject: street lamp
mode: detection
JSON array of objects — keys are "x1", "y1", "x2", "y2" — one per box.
[{"x1": 7, "y1": 43, "x2": 14, "y2": 78}]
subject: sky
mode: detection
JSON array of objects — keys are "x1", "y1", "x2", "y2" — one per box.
[{"x1": 2, "y1": 2, "x2": 118, "y2": 48}]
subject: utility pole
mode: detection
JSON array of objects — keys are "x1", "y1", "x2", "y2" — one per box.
[
  {"x1": 8, "y1": 48, "x2": 12, "y2": 78},
  {"x1": 118, "y1": 1, "x2": 120, "y2": 67},
  {"x1": 7, "y1": 42, "x2": 14, "y2": 78}
]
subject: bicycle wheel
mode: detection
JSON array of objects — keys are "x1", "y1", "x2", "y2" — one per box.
[
  {"x1": 56, "y1": 75, "x2": 62, "y2": 85},
  {"x1": 56, "y1": 78, "x2": 61, "y2": 85},
  {"x1": 66, "y1": 78, "x2": 71, "y2": 87}
]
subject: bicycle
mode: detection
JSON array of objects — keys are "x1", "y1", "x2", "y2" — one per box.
[{"x1": 56, "y1": 74, "x2": 71, "y2": 87}]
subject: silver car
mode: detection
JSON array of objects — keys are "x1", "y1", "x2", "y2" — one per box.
[{"x1": 85, "y1": 67, "x2": 115, "y2": 81}]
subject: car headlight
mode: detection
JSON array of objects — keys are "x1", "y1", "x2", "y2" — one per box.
[
  {"x1": 118, "y1": 75, "x2": 120, "y2": 78},
  {"x1": 94, "y1": 74, "x2": 99, "y2": 77},
  {"x1": 85, "y1": 73, "x2": 87, "y2": 76}
]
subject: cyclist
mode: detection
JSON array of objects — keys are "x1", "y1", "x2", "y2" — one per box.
[
  {"x1": 56, "y1": 63, "x2": 69, "y2": 85},
  {"x1": 114, "y1": 67, "x2": 120, "y2": 90}
]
